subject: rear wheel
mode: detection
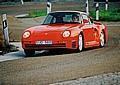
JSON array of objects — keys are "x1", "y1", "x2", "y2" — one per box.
[
  {"x1": 78, "y1": 34, "x2": 84, "y2": 52},
  {"x1": 24, "y1": 49, "x2": 35, "y2": 57},
  {"x1": 100, "y1": 31, "x2": 105, "y2": 47}
]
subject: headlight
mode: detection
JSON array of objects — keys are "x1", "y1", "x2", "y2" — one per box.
[
  {"x1": 63, "y1": 31, "x2": 71, "y2": 37},
  {"x1": 23, "y1": 31, "x2": 31, "y2": 38}
]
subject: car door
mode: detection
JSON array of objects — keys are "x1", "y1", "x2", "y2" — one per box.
[{"x1": 82, "y1": 14, "x2": 98, "y2": 47}]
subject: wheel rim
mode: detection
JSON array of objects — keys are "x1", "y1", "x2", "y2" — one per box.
[
  {"x1": 78, "y1": 34, "x2": 83, "y2": 51},
  {"x1": 100, "y1": 32, "x2": 105, "y2": 47}
]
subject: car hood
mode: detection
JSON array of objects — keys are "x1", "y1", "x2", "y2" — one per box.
[
  {"x1": 23, "y1": 24, "x2": 82, "y2": 41},
  {"x1": 27, "y1": 23, "x2": 80, "y2": 32}
]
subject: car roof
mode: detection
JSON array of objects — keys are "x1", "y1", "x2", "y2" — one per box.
[{"x1": 49, "y1": 11, "x2": 88, "y2": 15}]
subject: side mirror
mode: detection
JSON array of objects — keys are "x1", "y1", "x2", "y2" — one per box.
[{"x1": 83, "y1": 19, "x2": 89, "y2": 24}]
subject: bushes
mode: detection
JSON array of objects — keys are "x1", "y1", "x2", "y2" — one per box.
[{"x1": 90, "y1": 8, "x2": 120, "y2": 21}]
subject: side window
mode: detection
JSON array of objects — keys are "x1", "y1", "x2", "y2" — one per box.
[{"x1": 82, "y1": 14, "x2": 90, "y2": 24}]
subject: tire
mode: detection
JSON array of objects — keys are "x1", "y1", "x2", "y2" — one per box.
[
  {"x1": 24, "y1": 49, "x2": 35, "y2": 57},
  {"x1": 100, "y1": 31, "x2": 105, "y2": 47},
  {"x1": 78, "y1": 34, "x2": 84, "y2": 52}
]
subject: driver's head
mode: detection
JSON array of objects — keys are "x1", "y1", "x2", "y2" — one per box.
[{"x1": 72, "y1": 15, "x2": 79, "y2": 22}]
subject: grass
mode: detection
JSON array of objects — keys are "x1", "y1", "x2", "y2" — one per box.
[
  {"x1": 90, "y1": 8, "x2": 120, "y2": 21},
  {"x1": 29, "y1": 10, "x2": 47, "y2": 18}
]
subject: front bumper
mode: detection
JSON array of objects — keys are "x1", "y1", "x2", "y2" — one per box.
[
  {"x1": 24, "y1": 43, "x2": 66, "y2": 50},
  {"x1": 22, "y1": 38, "x2": 78, "y2": 50}
]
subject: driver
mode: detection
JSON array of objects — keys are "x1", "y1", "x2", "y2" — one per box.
[{"x1": 72, "y1": 15, "x2": 79, "y2": 22}]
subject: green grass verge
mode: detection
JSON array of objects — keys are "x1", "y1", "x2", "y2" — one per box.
[
  {"x1": 90, "y1": 8, "x2": 120, "y2": 21},
  {"x1": 29, "y1": 10, "x2": 47, "y2": 18}
]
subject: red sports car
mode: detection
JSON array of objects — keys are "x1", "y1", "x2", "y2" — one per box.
[{"x1": 22, "y1": 11, "x2": 108, "y2": 56}]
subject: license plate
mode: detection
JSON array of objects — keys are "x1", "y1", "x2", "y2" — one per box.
[{"x1": 36, "y1": 40, "x2": 52, "y2": 45}]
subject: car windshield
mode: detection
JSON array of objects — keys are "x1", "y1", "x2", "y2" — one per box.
[{"x1": 42, "y1": 12, "x2": 80, "y2": 25}]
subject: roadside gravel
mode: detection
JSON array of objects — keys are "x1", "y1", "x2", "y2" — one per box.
[{"x1": 52, "y1": 72, "x2": 120, "y2": 85}]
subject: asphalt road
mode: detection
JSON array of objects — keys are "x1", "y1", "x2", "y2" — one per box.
[{"x1": 0, "y1": 25, "x2": 120, "y2": 85}]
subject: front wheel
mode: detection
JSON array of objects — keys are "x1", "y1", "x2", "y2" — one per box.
[
  {"x1": 24, "y1": 49, "x2": 35, "y2": 57},
  {"x1": 100, "y1": 31, "x2": 105, "y2": 47},
  {"x1": 78, "y1": 34, "x2": 84, "y2": 52}
]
